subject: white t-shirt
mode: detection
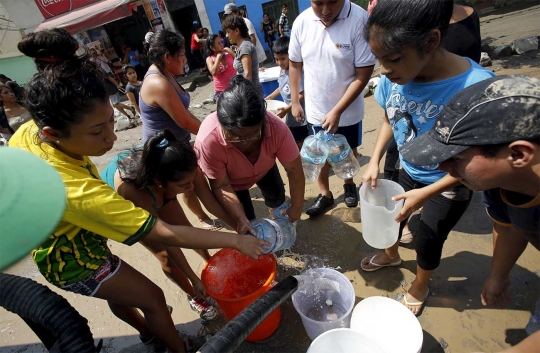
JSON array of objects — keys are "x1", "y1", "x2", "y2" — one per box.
[
  {"x1": 289, "y1": 0, "x2": 376, "y2": 126},
  {"x1": 90, "y1": 56, "x2": 111, "y2": 74},
  {"x1": 243, "y1": 17, "x2": 267, "y2": 64}
]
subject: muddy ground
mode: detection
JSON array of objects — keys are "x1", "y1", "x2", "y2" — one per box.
[{"x1": 1, "y1": 3, "x2": 539, "y2": 352}]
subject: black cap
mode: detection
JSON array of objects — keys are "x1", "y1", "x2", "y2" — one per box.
[{"x1": 401, "y1": 75, "x2": 540, "y2": 166}]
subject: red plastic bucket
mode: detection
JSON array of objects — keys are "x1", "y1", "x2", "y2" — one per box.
[{"x1": 201, "y1": 249, "x2": 281, "y2": 342}]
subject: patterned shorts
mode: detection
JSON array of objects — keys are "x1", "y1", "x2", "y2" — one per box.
[{"x1": 61, "y1": 254, "x2": 121, "y2": 297}]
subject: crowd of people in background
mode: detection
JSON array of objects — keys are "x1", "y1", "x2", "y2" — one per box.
[{"x1": 2, "y1": 1, "x2": 539, "y2": 352}]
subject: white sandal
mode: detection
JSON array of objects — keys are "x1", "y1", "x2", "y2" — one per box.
[{"x1": 360, "y1": 254, "x2": 402, "y2": 272}]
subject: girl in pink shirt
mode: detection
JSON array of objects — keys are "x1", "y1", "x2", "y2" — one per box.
[{"x1": 206, "y1": 34, "x2": 237, "y2": 103}]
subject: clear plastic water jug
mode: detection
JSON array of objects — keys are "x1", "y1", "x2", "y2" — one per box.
[
  {"x1": 327, "y1": 134, "x2": 360, "y2": 180},
  {"x1": 300, "y1": 131, "x2": 330, "y2": 184},
  {"x1": 359, "y1": 180, "x2": 405, "y2": 249},
  {"x1": 249, "y1": 204, "x2": 296, "y2": 254},
  {"x1": 292, "y1": 268, "x2": 355, "y2": 340}
]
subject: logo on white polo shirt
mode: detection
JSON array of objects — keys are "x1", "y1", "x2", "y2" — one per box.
[{"x1": 335, "y1": 43, "x2": 352, "y2": 50}]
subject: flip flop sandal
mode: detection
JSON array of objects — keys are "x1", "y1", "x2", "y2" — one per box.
[
  {"x1": 200, "y1": 219, "x2": 223, "y2": 232},
  {"x1": 401, "y1": 290, "x2": 430, "y2": 316},
  {"x1": 360, "y1": 255, "x2": 402, "y2": 272}
]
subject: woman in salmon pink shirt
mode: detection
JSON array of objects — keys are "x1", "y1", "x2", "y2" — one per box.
[
  {"x1": 195, "y1": 76, "x2": 305, "y2": 235},
  {"x1": 205, "y1": 34, "x2": 237, "y2": 103}
]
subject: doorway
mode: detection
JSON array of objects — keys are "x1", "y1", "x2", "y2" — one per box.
[
  {"x1": 262, "y1": 0, "x2": 300, "y2": 30},
  {"x1": 168, "y1": 3, "x2": 202, "y2": 71}
]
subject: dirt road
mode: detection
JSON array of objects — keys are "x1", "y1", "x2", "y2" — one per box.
[{"x1": 1, "y1": 4, "x2": 539, "y2": 352}]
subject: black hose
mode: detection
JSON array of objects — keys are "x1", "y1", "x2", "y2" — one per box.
[
  {"x1": 0, "y1": 273, "x2": 97, "y2": 352},
  {"x1": 199, "y1": 276, "x2": 299, "y2": 353}
]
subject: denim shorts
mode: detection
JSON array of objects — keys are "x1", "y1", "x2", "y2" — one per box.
[{"x1": 61, "y1": 254, "x2": 121, "y2": 297}]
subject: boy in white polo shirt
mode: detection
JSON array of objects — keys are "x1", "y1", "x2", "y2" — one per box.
[{"x1": 289, "y1": 0, "x2": 376, "y2": 216}]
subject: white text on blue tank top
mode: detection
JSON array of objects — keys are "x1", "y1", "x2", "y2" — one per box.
[{"x1": 386, "y1": 85, "x2": 444, "y2": 171}]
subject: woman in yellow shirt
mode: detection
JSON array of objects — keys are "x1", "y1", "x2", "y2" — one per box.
[{"x1": 11, "y1": 28, "x2": 267, "y2": 353}]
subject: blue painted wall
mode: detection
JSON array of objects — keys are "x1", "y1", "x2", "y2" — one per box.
[
  {"x1": 203, "y1": 0, "x2": 312, "y2": 52},
  {"x1": 0, "y1": 55, "x2": 38, "y2": 85}
]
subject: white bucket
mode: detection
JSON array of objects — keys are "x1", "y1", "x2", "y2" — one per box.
[
  {"x1": 266, "y1": 100, "x2": 288, "y2": 120},
  {"x1": 359, "y1": 179, "x2": 405, "y2": 249},
  {"x1": 292, "y1": 268, "x2": 355, "y2": 340},
  {"x1": 307, "y1": 328, "x2": 387, "y2": 353},
  {"x1": 351, "y1": 296, "x2": 423, "y2": 353}
]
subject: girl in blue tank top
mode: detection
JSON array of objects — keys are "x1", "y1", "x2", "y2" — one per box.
[
  {"x1": 140, "y1": 29, "x2": 222, "y2": 232},
  {"x1": 140, "y1": 29, "x2": 202, "y2": 144},
  {"x1": 359, "y1": 0, "x2": 495, "y2": 316}
]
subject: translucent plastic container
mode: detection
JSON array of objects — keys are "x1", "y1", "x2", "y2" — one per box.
[
  {"x1": 351, "y1": 296, "x2": 423, "y2": 353},
  {"x1": 327, "y1": 134, "x2": 360, "y2": 180},
  {"x1": 307, "y1": 328, "x2": 387, "y2": 353},
  {"x1": 359, "y1": 180, "x2": 405, "y2": 249},
  {"x1": 292, "y1": 268, "x2": 355, "y2": 340},
  {"x1": 300, "y1": 131, "x2": 330, "y2": 184},
  {"x1": 265, "y1": 100, "x2": 288, "y2": 119},
  {"x1": 249, "y1": 204, "x2": 296, "y2": 254}
]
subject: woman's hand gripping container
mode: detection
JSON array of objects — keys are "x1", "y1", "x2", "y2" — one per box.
[
  {"x1": 327, "y1": 134, "x2": 360, "y2": 180},
  {"x1": 249, "y1": 203, "x2": 296, "y2": 254},
  {"x1": 300, "y1": 131, "x2": 330, "y2": 184},
  {"x1": 359, "y1": 180, "x2": 405, "y2": 249}
]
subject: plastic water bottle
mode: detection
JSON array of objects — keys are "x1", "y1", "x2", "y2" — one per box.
[
  {"x1": 300, "y1": 131, "x2": 330, "y2": 184},
  {"x1": 327, "y1": 134, "x2": 360, "y2": 180},
  {"x1": 249, "y1": 204, "x2": 296, "y2": 254}
]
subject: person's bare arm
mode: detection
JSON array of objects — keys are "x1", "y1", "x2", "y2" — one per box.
[
  {"x1": 193, "y1": 168, "x2": 237, "y2": 230},
  {"x1": 290, "y1": 60, "x2": 304, "y2": 121},
  {"x1": 265, "y1": 87, "x2": 281, "y2": 100},
  {"x1": 145, "y1": 219, "x2": 266, "y2": 259},
  {"x1": 321, "y1": 65, "x2": 374, "y2": 133},
  {"x1": 481, "y1": 223, "x2": 529, "y2": 308},
  {"x1": 141, "y1": 76, "x2": 201, "y2": 134},
  {"x1": 209, "y1": 174, "x2": 255, "y2": 236},
  {"x1": 279, "y1": 23, "x2": 284, "y2": 37},
  {"x1": 281, "y1": 156, "x2": 305, "y2": 222},
  {"x1": 125, "y1": 92, "x2": 141, "y2": 115},
  {"x1": 194, "y1": 34, "x2": 206, "y2": 44},
  {"x1": 393, "y1": 174, "x2": 462, "y2": 222},
  {"x1": 498, "y1": 331, "x2": 540, "y2": 353},
  {"x1": 240, "y1": 54, "x2": 253, "y2": 82},
  {"x1": 206, "y1": 54, "x2": 224, "y2": 76},
  {"x1": 224, "y1": 48, "x2": 236, "y2": 56},
  {"x1": 249, "y1": 33, "x2": 257, "y2": 46}
]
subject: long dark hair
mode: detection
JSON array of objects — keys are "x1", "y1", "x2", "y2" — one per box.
[
  {"x1": 147, "y1": 29, "x2": 185, "y2": 72},
  {"x1": 217, "y1": 75, "x2": 266, "y2": 131},
  {"x1": 205, "y1": 34, "x2": 220, "y2": 54},
  {"x1": 365, "y1": 0, "x2": 453, "y2": 54},
  {"x1": 118, "y1": 129, "x2": 198, "y2": 188},
  {"x1": 17, "y1": 28, "x2": 107, "y2": 138}
]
